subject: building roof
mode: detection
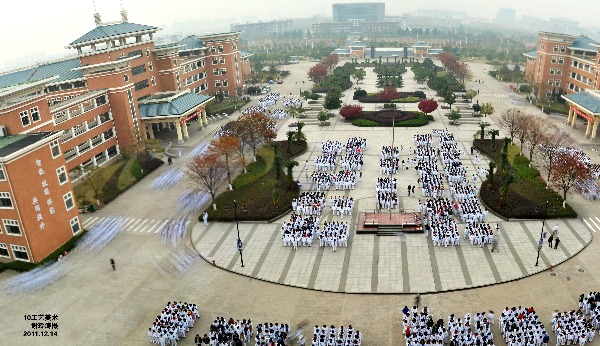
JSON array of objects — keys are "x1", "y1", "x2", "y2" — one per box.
[
  {"x1": 69, "y1": 22, "x2": 158, "y2": 46},
  {"x1": 334, "y1": 49, "x2": 351, "y2": 55},
  {"x1": 0, "y1": 132, "x2": 57, "y2": 158},
  {"x1": 240, "y1": 51, "x2": 252, "y2": 58},
  {"x1": 348, "y1": 41, "x2": 366, "y2": 47},
  {"x1": 138, "y1": 93, "x2": 212, "y2": 118},
  {"x1": 0, "y1": 58, "x2": 82, "y2": 90},
  {"x1": 177, "y1": 36, "x2": 204, "y2": 51},
  {"x1": 571, "y1": 36, "x2": 596, "y2": 51},
  {"x1": 523, "y1": 51, "x2": 537, "y2": 59},
  {"x1": 562, "y1": 91, "x2": 600, "y2": 114}
]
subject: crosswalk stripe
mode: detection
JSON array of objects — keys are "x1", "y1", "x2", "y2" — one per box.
[
  {"x1": 82, "y1": 216, "x2": 99, "y2": 227},
  {"x1": 583, "y1": 219, "x2": 597, "y2": 233},
  {"x1": 125, "y1": 219, "x2": 143, "y2": 232},
  {"x1": 155, "y1": 220, "x2": 169, "y2": 233},
  {"x1": 587, "y1": 218, "x2": 600, "y2": 232},
  {"x1": 131, "y1": 219, "x2": 149, "y2": 233},
  {"x1": 595, "y1": 217, "x2": 600, "y2": 224},
  {"x1": 144, "y1": 220, "x2": 160, "y2": 233},
  {"x1": 121, "y1": 218, "x2": 137, "y2": 229}
]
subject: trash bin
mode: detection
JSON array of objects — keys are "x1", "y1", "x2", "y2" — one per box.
[{"x1": 87, "y1": 204, "x2": 96, "y2": 212}]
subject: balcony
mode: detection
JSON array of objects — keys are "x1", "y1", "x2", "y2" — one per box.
[
  {"x1": 91, "y1": 135, "x2": 103, "y2": 146},
  {"x1": 78, "y1": 141, "x2": 91, "y2": 153},
  {"x1": 64, "y1": 150, "x2": 77, "y2": 162},
  {"x1": 61, "y1": 131, "x2": 73, "y2": 143},
  {"x1": 70, "y1": 108, "x2": 82, "y2": 117},
  {"x1": 87, "y1": 119, "x2": 99, "y2": 130},
  {"x1": 74, "y1": 126, "x2": 86, "y2": 137},
  {"x1": 83, "y1": 104, "x2": 94, "y2": 112},
  {"x1": 55, "y1": 114, "x2": 68, "y2": 124},
  {"x1": 99, "y1": 112, "x2": 112, "y2": 124}
]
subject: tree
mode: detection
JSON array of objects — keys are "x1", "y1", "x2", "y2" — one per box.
[
  {"x1": 464, "y1": 89, "x2": 477, "y2": 101},
  {"x1": 286, "y1": 131, "x2": 295, "y2": 152},
  {"x1": 339, "y1": 104, "x2": 363, "y2": 120},
  {"x1": 472, "y1": 103, "x2": 481, "y2": 114},
  {"x1": 235, "y1": 112, "x2": 276, "y2": 161},
  {"x1": 551, "y1": 153, "x2": 590, "y2": 203},
  {"x1": 186, "y1": 153, "x2": 226, "y2": 209},
  {"x1": 480, "y1": 103, "x2": 494, "y2": 117},
  {"x1": 499, "y1": 170, "x2": 515, "y2": 208},
  {"x1": 413, "y1": 68, "x2": 429, "y2": 84},
  {"x1": 284, "y1": 160, "x2": 299, "y2": 188},
  {"x1": 536, "y1": 128, "x2": 572, "y2": 182},
  {"x1": 488, "y1": 162, "x2": 496, "y2": 187},
  {"x1": 79, "y1": 166, "x2": 104, "y2": 205},
  {"x1": 353, "y1": 68, "x2": 366, "y2": 84},
  {"x1": 273, "y1": 143, "x2": 283, "y2": 180},
  {"x1": 324, "y1": 88, "x2": 342, "y2": 109},
  {"x1": 488, "y1": 129, "x2": 500, "y2": 148},
  {"x1": 317, "y1": 110, "x2": 332, "y2": 123},
  {"x1": 448, "y1": 109, "x2": 461, "y2": 124},
  {"x1": 514, "y1": 112, "x2": 531, "y2": 153},
  {"x1": 418, "y1": 99, "x2": 438, "y2": 115},
  {"x1": 479, "y1": 124, "x2": 487, "y2": 140},
  {"x1": 524, "y1": 117, "x2": 549, "y2": 161},
  {"x1": 296, "y1": 122, "x2": 305, "y2": 143},
  {"x1": 307, "y1": 63, "x2": 328, "y2": 84},
  {"x1": 444, "y1": 92, "x2": 457, "y2": 110},
  {"x1": 499, "y1": 108, "x2": 522, "y2": 141},
  {"x1": 209, "y1": 135, "x2": 241, "y2": 190},
  {"x1": 380, "y1": 87, "x2": 398, "y2": 101},
  {"x1": 288, "y1": 105, "x2": 304, "y2": 119},
  {"x1": 323, "y1": 53, "x2": 339, "y2": 72}
]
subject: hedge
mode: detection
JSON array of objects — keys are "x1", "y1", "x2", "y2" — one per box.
[
  {"x1": 358, "y1": 91, "x2": 425, "y2": 103},
  {"x1": 102, "y1": 155, "x2": 164, "y2": 204},
  {"x1": 392, "y1": 96, "x2": 421, "y2": 103},
  {"x1": 352, "y1": 119, "x2": 382, "y2": 127},
  {"x1": 352, "y1": 113, "x2": 429, "y2": 127}
]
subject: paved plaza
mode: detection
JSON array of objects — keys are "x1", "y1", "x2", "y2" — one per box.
[{"x1": 1, "y1": 60, "x2": 599, "y2": 345}]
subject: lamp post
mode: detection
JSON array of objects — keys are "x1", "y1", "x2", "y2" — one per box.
[
  {"x1": 535, "y1": 201, "x2": 549, "y2": 266},
  {"x1": 233, "y1": 200, "x2": 244, "y2": 267}
]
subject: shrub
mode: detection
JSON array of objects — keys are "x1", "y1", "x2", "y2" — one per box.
[
  {"x1": 358, "y1": 91, "x2": 424, "y2": 103},
  {"x1": 519, "y1": 85, "x2": 532, "y2": 93},
  {"x1": 383, "y1": 103, "x2": 397, "y2": 109},
  {"x1": 392, "y1": 96, "x2": 421, "y2": 103},
  {"x1": 308, "y1": 93, "x2": 320, "y2": 100},
  {"x1": 352, "y1": 119, "x2": 382, "y2": 127},
  {"x1": 353, "y1": 89, "x2": 367, "y2": 99},
  {"x1": 339, "y1": 104, "x2": 364, "y2": 119},
  {"x1": 357, "y1": 111, "x2": 427, "y2": 127}
]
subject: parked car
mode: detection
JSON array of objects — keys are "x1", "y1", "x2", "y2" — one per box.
[{"x1": 277, "y1": 80, "x2": 283, "y2": 84}]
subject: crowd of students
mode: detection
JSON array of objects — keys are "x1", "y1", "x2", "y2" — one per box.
[
  {"x1": 281, "y1": 213, "x2": 318, "y2": 249},
  {"x1": 376, "y1": 177, "x2": 398, "y2": 209},
  {"x1": 312, "y1": 325, "x2": 362, "y2": 346},
  {"x1": 149, "y1": 301, "x2": 199, "y2": 345},
  {"x1": 499, "y1": 306, "x2": 548, "y2": 346},
  {"x1": 293, "y1": 192, "x2": 326, "y2": 216}
]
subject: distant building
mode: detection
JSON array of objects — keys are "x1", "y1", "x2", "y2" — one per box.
[
  {"x1": 333, "y1": 41, "x2": 443, "y2": 61},
  {"x1": 230, "y1": 17, "x2": 329, "y2": 39},
  {"x1": 494, "y1": 8, "x2": 516, "y2": 24},
  {"x1": 332, "y1": 2, "x2": 385, "y2": 23}
]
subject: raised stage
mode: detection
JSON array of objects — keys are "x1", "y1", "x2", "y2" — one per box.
[{"x1": 357, "y1": 210, "x2": 423, "y2": 236}]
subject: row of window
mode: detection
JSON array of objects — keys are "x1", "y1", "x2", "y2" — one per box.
[
  {"x1": 0, "y1": 217, "x2": 80, "y2": 261},
  {"x1": 547, "y1": 79, "x2": 561, "y2": 87},
  {"x1": 549, "y1": 68, "x2": 563, "y2": 76},
  {"x1": 572, "y1": 60, "x2": 592, "y2": 72},
  {"x1": 550, "y1": 56, "x2": 565, "y2": 64},
  {"x1": 183, "y1": 72, "x2": 206, "y2": 87},
  {"x1": 64, "y1": 128, "x2": 114, "y2": 161},
  {"x1": 212, "y1": 68, "x2": 227, "y2": 76},
  {"x1": 569, "y1": 72, "x2": 592, "y2": 86},
  {"x1": 61, "y1": 112, "x2": 111, "y2": 144},
  {"x1": 183, "y1": 60, "x2": 204, "y2": 73},
  {"x1": 214, "y1": 80, "x2": 229, "y2": 88},
  {"x1": 540, "y1": 44, "x2": 566, "y2": 53},
  {"x1": 46, "y1": 81, "x2": 87, "y2": 93},
  {"x1": 212, "y1": 57, "x2": 226, "y2": 65},
  {"x1": 20, "y1": 107, "x2": 41, "y2": 127}
]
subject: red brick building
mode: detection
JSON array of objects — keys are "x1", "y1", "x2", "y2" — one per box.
[{"x1": 0, "y1": 11, "x2": 251, "y2": 262}]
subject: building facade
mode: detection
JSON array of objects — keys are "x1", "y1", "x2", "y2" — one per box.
[
  {"x1": 0, "y1": 11, "x2": 251, "y2": 263},
  {"x1": 332, "y1": 3, "x2": 385, "y2": 23},
  {"x1": 524, "y1": 31, "x2": 598, "y2": 99}
]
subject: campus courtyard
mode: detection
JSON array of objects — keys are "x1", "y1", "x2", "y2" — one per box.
[{"x1": 1, "y1": 60, "x2": 599, "y2": 345}]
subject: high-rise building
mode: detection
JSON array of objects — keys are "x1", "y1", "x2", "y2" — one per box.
[
  {"x1": 494, "y1": 8, "x2": 516, "y2": 24},
  {"x1": 332, "y1": 3, "x2": 385, "y2": 23}
]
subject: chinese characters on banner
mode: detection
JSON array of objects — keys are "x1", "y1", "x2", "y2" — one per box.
[{"x1": 33, "y1": 159, "x2": 55, "y2": 231}]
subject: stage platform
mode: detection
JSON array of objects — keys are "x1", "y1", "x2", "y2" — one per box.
[{"x1": 357, "y1": 211, "x2": 423, "y2": 235}]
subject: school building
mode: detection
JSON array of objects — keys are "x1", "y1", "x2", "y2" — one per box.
[{"x1": 0, "y1": 10, "x2": 252, "y2": 263}]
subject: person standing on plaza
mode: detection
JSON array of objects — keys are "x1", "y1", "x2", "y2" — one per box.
[
  {"x1": 203, "y1": 212, "x2": 208, "y2": 226},
  {"x1": 553, "y1": 224, "x2": 559, "y2": 236},
  {"x1": 110, "y1": 258, "x2": 116, "y2": 271},
  {"x1": 548, "y1": 234, "x2": 554, "y2": 248},
  {"x1": 554, "y1": 236, "x2": 560, "y2": 249},
  {"x1": 408, "y1": 185, "x2": 412, "y2": 196}
]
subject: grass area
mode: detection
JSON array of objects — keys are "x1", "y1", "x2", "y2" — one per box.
[
  {"x1": 74, "y1": 154, "x2": 163, "y2": 207},
  {"x1": 207, "y1": 99, "x2": 251, "y2": 115},
  {"x1": 534, "y1": 101, "x2": 569, "y2": 115},
  {"x1": 351, "y1": 111, "x2": 429, "y2": 127},
  {"x1": 206, "y1": 140, "x2": 306, "y2": 222},
  {"x1": 474, "y1": 139, "x2": 576, "y2": 219},
  {"x1": 0, "y1": 230, "x2": 87, "y2": 272}
]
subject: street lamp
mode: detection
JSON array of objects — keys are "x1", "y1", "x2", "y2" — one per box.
[
  {"x1": 233, "y1": 200, "x2": 244, "y2": 267},
  {"x1": 535, "y1": 201, "x2": 549, "y2": 266}
]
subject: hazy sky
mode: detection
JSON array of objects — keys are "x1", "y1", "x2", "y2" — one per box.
[{"x1": 0, "y1": 0, "x2": 596, "y2": 70}]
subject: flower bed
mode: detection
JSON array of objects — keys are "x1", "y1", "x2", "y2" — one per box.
[
  {"x1": 357, "y1": 91, "x2": 425, "y2": 103},
  {"x1": 351, "y1": 110, "x2": 428, "y2": 127}
]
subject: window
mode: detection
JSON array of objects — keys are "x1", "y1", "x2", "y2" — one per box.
[
  {"x1": 0, "y1": 192, "x2": 13, "y2": 208},
  {"x1": 557, "y1": 68, "x2": 563, "y2": 76},
  {"x1": 124, "y1": 74, "x2": 129, "y2": 82},
  {"x1": 548, "y1": 80, "x2": 554, "y2": 86},
  {"x1": 553, "y1": 45, "x2": 559, "y2": 52},
  {"x1": 148, "y1": 61, "x2": 153, "y2": 71},
  {"x1": 551, "y1": 56, "x2": 557, "y2": 64},
  {"x1": 131, "y1": 64, "x2": 146, "y2": 75},
  {"x1": 555, "y1": 80, "x2": 561, "y2": 87},
  {"x1": 219, "y1": 57, "x2": 225, "y2": 64},
  {"x1": 232, "y1": 44, "x2": 237, "y2": 51},
  {"x1": 220, "y1": 68, "x2": 227, "y2": 76},
  {"x1": 215, "y1": 80, "x2": 221, "y2": 87},
  {"x1": 134, "y1": 79, "x2": 149, "y2": 91},
  {"x1": 70, "y1": 217, "x2": 81, "y2": 235},
  {"x1": 540, "y1": 44, "x2": 545, "y2": 50},
  {"x1": 20, "y1": 110, "x2": 30, "y2": 126},
  {"x1": 146, "y1": 47, "x2": 151, "y2": 57},
  {"x1": 218, "y1": 45, "x2": 224, "y2": 53},
  {"x1": 127, "y1": 50, "x2": 142, "y2": 58},
  {"x1": 0, "y1": 243, "x2": 9, "y2": 258},
  {"x1": 560, "y1": 46, "x2": 566, "y2": 53},
  {"x1": 11, "y1": 245, "x2": 29, "y2": 262},
  {"x1": 212, "y1": 57, "x2": 218, "y2": 65},
  {"x1": 3, "y1": 219, "x2": 20, "y2": 235},
  {"x1": 0, "y1": 166, "x2": 5, "y2": 181},
  {"x1": 546, "y1": 90, "x2": 553, "y2": 97},
  {"x1": 151, "y1": 76, "x2": 156, "y2": 86},
  {"x1": 550, "y1": 68, "x2": 555, "y2": 75},
  {"x1": 56, "y1": 166, "x2": 68, "y2": 185},
  {"x1": 173, "y1": 59, "x2": 177, "y2": 66},
  {"x1": 223, "y1": 80, "x2": 228, "y2": 87},
  {"x1": 558, "y1": 57, "x2": 564, "y2": 64},
  {"x1": 63, "y1": 192, "x2": 74, "y2": 211},
  {"x1": 50, "y1": 139, "x2": 61, "y2": 158},
  {"x1": 213, "y1": 69, "x2": 219, "y2": 76},
  {"x1": 209, "y1": 46, "x2": 216, "y2": 53},
  {"x1": 30, "y1": 107, "x2": 41, "y2": 122}
]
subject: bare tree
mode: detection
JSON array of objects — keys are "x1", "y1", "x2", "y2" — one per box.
[
  {"x1": 499, "y1": 108, "x2": 522, "y2": 142},
  {"x1": 525, "y1": 117, "x2": 550, "y2": 161},
  {"x1": 79, "y1": 166, "x2": 104, "y2": 205},
  {"x1": 209, "y1": 135, "x2": 242, "y2": 190},
  {"x1": 513, "y1": 112, "x2": 532, "y2": 153},
  {"x1": 186, "y1": 153, "x2": 226, "y2": 210},
  {"x1": 535, "y1": 127, "x2": 573, "y2": 182}
]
